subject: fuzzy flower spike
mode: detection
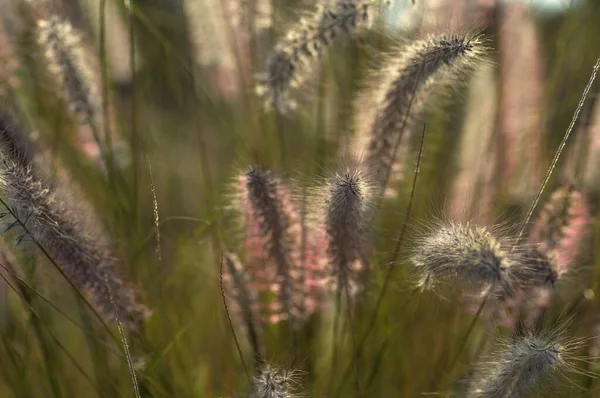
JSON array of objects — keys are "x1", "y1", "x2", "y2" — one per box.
[
  {"x1": 411, "y1": 222, "x2": 515, "y2": 294},
  {"x1": 321, "y1": 166, "x2": 374, "y2": 298},
  {"x1": 467, "y1": 325, "x2": 591, "y2": 397},
  {"x1": 36, "y1": 16, "x2": 98, "y2": 125},
  {"x1": 261, "y1": 0, "x2": 380, "y2": 112},
  {"x1": 0, "y1": 115, "x2": 148, "y2": 327},
  {"x1": 360, "y1": 33, "x2": 485, "y2": 192},
  {"x1": 233, "y1": 167, "x2": 327, "y2": 325},
  {"x1": 250, "y1": 363, "x2": 303, "y2": 398},
  {"x1": 527, "y1": 184, "x2": 592, "y2": 281}
]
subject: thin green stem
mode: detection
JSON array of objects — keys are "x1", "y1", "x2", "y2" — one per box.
[
  {"x1": 441, "y1": 288, "x2": 491, "y2": 387},
  {"x1": 513, "y1": 56, "x2": 600, "y2": 249}
]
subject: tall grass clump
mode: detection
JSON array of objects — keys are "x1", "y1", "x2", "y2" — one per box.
[{"x1": 1, "y1": 0, "x2": 600, "y2": 397}]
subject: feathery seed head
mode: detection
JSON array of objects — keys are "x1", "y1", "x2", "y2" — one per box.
[
  {"x1": 467, "y1": 327, "x2": 587, "y2": 398},
  {"x1": 37, "y1": 16, "x2": 98, "y2": 124},
  {"x1": 358, "y1": 33, "x2": 486, "y2": 191},
  {"x1": 232, "y1": 167, "x2": 328, "y2": 325},
  {"x1": 512, "y1": 247, "x2": 558, "y2": 289},
  {"x1": 412, "y1": 222, "x2": 514, "y2": 292},
  {"x1": 321, "y1": 166, "x2": 374, "y2": 296},
  {"x1": 0, "y1": 123, "x2": 148, "y2": 327},
  {"x1": 250, "y1": 364, "x2": 302, "y2": 398},
  {"x1": 260, "y1": 0, "x2": 376, "y2": 112}
]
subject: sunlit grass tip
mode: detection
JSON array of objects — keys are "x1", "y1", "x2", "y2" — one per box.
[
  {"x1": 0, "y1": 114, "x2": 148, "y2": 327},
  {"x1": 250, "y1": 363, "x2": 305, "y2": 398},
  {"x1": 318, "y1": 165, "x2": 375, "y2": 297},
  {"x1": 355, "y1": 32, "x2": 487, "y2": 193},
  {"x1": 258, "y1": 0, "x2": 382, "y2": 112},
  {"x1": 36, "y1": 15, "x2": 98, "y2": 125},
  {"x1": 467, "y1": 323, "x2": 595, "y2": 397},
  {"x1": 411, "y1": 221, "x2": 516, "y2": 294}
]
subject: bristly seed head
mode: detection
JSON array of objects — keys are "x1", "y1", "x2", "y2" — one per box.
[
  {"x1": 411, "y1": 222, "x2": 514, "y2": 293},
  {"x1": 512, "y1": 247, "x2": 558, "y2": 289},
  {"x1": 250, "y1": 363, "x2": 303, "y2": 398},
  {"x1": 233, "y1": 167, "x2": 328, "y2": 326},
  {"x1": 467, "y1": 327, "x2": 588, "y2": 398},
  {"x1": 259, "y1": 0, "x2": 377, "y2": 112},
  {"x1": 358, "y1": 33, "x2": 486, "y2": 193},
  {"x1": 0, "y1": 120, "x2": 149, "y2": 327},
  {"x1": 322, "y1": 167, "x2": 374, "y2": 297},
  {"x1": 36, "y1": 16, "x2": 98, "y2": 125}
]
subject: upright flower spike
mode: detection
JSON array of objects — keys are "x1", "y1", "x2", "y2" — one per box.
[
  {"x1": 321, "y1": 167, "x2": 373, "y2": 297},
  {"x1": 411, "y1": 222, "x2": 515, "y2": 293},
  {"x1": 36, "y1": 16, "x2": 98, "y2": 125},
  {"x1": 0, "y1": 115, "x2": 148, "y2": 327},
  {"x1": 467, "y1": 329, "x2": 586, "y2": 397},
  {"x1": 261, "y1": 0, "x2": 376, "y2": 112},
  {"x1": 234, "y1": 167, "x2": 327, "y2": 325},
  {"x1": 359, "y1": 34, "x2": 485, "y2": 192},
  {"x1": 241, "y1": 167, "x2": 300, "y2": 319}
]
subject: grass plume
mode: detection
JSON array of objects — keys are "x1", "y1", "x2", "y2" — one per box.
[
  {"x1": 411, "y1": 222, "x2": 515, "y2": 293},
  {"x1": 250, "y1": 363, "x2": 303, "y2": 398},
  {"x1": 467, "y1": 326, "x2": 590, "y2": 397},
  {"x1": 260, "y1": 0, "x2": 378, "y2": 112},
  {"x1": 37, "y1": 16, "x2": 98, "y2": 125},
  {"x1": 358, "y1": 33, "x2": 485, "y2": 192},
  {"x1": 321, "y1": 166, "x2": 374, "y2": 297},
  {"x1": 0, "y1": 114, "x2": 148, "y2": 327}
]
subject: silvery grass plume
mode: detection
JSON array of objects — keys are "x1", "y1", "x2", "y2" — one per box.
[
  {"x1": 466, "y1": 326, "x2": 592, "y2": 397},
  {"x1": 0, "y1": 115, "x2": 148, "y2": 327},
  {"x1": 222, "y1": 252, "x2": 265, "y2": 361},
  {"x1": 357, "y1": 33, "x2": 485, "y2": 193},
  {"x1": 250, "y1": 364, "x2": 304, "y2": 398},
  {"x1": 259, "y1": 0, "x2": 379, "y2": 112},
  {"x1": 36, "y1": 16, "x2": 98, "y2": 125},
  {"x1": 319, "y1": 166, "x2": 374, "y2": 298},
  {"x1": 411, "y1": 222, "x2": 516, "y2": 294},
  {"x1": 233, "y1": 167, "x2": 327, "y2": 325}
]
